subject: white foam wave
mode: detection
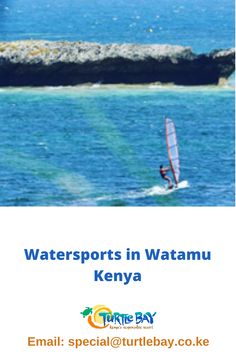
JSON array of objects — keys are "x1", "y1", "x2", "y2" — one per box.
[
  {"x1": 79, "y1": 180, "x2": 189, "y2": 204},
  {"x1": 145, "y1": 180, "x2": 189, "y2": 196},
  {"x1": 91, "y1": 83, "x2": 102, "y2": 89}
]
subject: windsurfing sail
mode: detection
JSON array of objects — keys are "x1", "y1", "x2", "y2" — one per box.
[{"x1": 165, "y1": 118, "x2": 180, "y2": 185}]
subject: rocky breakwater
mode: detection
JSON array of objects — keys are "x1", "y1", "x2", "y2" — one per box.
[{"x1": 0, "y1": 40, "x2": 234, "y2": 86}]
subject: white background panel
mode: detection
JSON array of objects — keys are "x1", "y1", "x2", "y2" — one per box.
[{"x1": 0, "y1": 208, "x2": 235, "y2": 353}]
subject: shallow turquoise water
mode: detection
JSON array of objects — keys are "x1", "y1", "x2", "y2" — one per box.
[{"x1": 0, "y1": 86, "x2": 234, "y2": 206}]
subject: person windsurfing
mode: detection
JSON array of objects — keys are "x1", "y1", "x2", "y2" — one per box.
[{"x1": 159, "y1": 165, "x2": 173, "y2": 189}]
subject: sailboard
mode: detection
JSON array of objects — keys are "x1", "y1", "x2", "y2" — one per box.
[{"x1": 165, "y1": 117, "x2": 180, "y2": 185}]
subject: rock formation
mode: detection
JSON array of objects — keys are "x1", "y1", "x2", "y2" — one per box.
[{"x1": 0, "y1": 40, "x2": 234, "y2": 86}]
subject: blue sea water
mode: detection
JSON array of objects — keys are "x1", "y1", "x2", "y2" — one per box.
[
  {"x1": 0, "y1": 0, "x2": 235, "y2": 206},
  {"x1": 0, "y1": 0, "x2": 234, "y2": 52}
]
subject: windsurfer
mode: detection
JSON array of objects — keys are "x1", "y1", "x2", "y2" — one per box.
[{"x1": 159, "y1": 165, "x2": 173, "y2": 189}]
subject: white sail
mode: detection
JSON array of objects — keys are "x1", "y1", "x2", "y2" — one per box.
[{"x1": 165, "y1": 118, "x2": 180, "y2": 184}]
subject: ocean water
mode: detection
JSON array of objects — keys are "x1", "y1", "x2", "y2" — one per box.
[
  {"x1": 0, "y1": 86, "x2": 234, "y2": 206},
  {"x1": 0, "y1": 0, "x2": 234, "y2": 52},
  {"x1": 0, "y1": 0, "x2": 235, "y2": 206}
]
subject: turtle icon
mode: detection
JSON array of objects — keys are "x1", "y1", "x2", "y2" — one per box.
[{"x1": 81, "y1": 307, "x2": 93, "y2": 318}]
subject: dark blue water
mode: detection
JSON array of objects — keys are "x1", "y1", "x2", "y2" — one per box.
[
  {"x1": 0, "y1": 0, "x2": 235, "y2": 206},
  {"x1": 0, "y1": 0, "x2": 234, "y2": 52}
]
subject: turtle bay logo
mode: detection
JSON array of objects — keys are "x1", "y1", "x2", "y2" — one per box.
[
  {"x1": 80, "y1": 305, "x2": 157, "y2": 330},
  {"x1": 81, "y1": 305, "x2": 112, "y2": 329}
]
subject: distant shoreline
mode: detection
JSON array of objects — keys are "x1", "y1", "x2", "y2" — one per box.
[
  {"x1": 0, "y1": 82, "x2": 234, "y2": 92},
  {"x1": 0, "y1": 40, "x2": 235, "y2": 87}
]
